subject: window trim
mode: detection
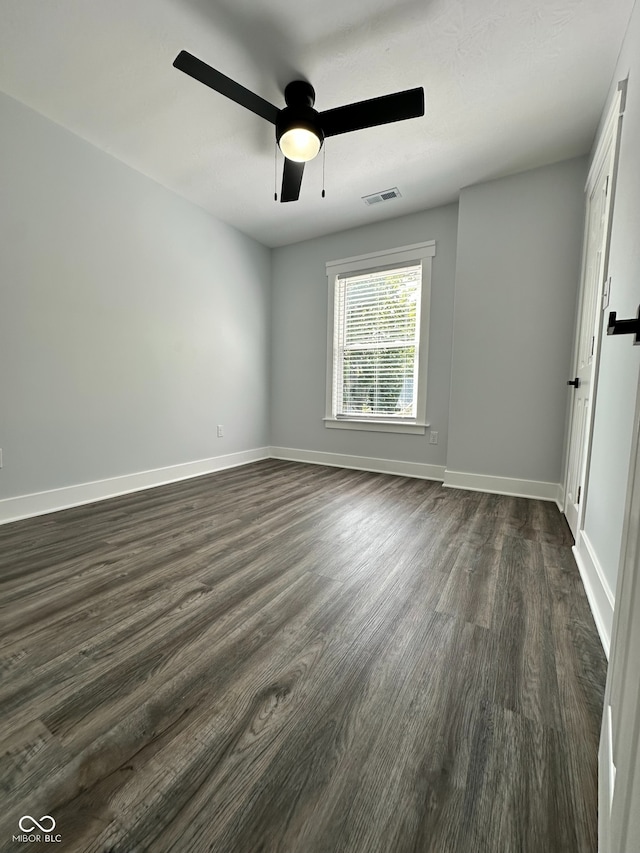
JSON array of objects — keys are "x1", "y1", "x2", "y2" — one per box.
[{"x1": 325, "y1": 241, "x2": 435, "y2": 434}]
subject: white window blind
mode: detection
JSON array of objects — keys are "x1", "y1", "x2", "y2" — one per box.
[{"x1": 333, "y1": 263, "x2": 422, "y2": 420}]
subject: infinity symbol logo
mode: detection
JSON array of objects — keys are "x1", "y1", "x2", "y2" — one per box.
[{"x1": 19, "y1": 815, "x2": 56, "y2": 833}]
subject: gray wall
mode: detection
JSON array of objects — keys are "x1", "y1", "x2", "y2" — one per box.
[
  {"x1": 270, "y1": 205, "x2": 459, "y2": 467},
  {"x1": 0, "y1": 92, "x2": 271, "y2": 500},
  {"x1": 582, "y1": 3, "x2": 640, "y2": 596},
  {"x1": 447, "y1": 158, "x2": 587, "y2": 483}
]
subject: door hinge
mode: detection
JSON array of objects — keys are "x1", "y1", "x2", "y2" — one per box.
[
  {"x1": 605, "y1": 174, "x2": 610, "y2": 196},
  {"x1": 577, "y1": 485, "x2": 582, "y2": 505}
]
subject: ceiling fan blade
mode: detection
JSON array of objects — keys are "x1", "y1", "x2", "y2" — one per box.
[
  {"x1": 319, "y1": 87, "x2": 424, "y2": 138},
  {"x1": 281, "y1": 159, "x2": 305, "y2": 202},
  {"x1": 173, "y1": 51, "x2": 279, "y2": 124}
]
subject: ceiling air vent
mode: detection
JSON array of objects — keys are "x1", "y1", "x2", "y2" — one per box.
[{"x1": 362, "y1": 187, "x2": 402, "y2": 206}]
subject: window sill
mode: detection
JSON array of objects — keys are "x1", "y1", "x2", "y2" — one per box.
[{"x1": 323, "y1": 418, "x2": 428, "y2": 435}]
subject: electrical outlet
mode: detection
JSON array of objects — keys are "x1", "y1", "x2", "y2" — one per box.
[
  {"x1": 217, "y1": 425, "x2": 224, "y2": 438},
  {"x1": 429, "y1": 431, "x2": 438, "y2": 445}
]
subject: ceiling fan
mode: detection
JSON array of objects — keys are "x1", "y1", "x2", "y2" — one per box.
[{"x1": 173, "y1": 51, "x2": 425, "y2": 203}]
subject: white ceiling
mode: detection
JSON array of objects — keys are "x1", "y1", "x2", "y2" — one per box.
[{"x1": 0, "y1": 0, "x2": 634, "y2": 247}]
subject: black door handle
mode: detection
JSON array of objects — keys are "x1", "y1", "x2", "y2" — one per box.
[
  {"x1": 567, "y1": 378, "x2": 580, "y2": 388},
  {"x1": 607, "y1": 306, "x2": 640, "y2": 344}
]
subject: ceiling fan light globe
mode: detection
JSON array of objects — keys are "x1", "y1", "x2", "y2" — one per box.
[{"x1": 279, "y1": 128, "x2": 321, "y2": 162}]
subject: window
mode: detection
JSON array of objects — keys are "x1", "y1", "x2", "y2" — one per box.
[{"x1": 325, "y1": 241, "x2": 435, "y2": 434}]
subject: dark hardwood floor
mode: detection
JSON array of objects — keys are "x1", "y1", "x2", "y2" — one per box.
[{"x1": 0, "y1": 459, "x2": 607, "y2": 852}]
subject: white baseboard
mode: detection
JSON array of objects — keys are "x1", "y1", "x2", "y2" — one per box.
[
  {"x1": 0, "y1": 449, "x2": 567, "y2": 527},
  {"x1": 269, "y1": 446, "x2": 446, "y2": 482},
  {"x1": 572, "y1": 530, "x2": 614, "y2": 658},
  {"x1": 555, "y1": 483, "x2": 565, "y2": 513},
  {"x1": 0, "y1": 448, "x2": 270, "y2": 526},
  {"x1": 442, "y1": 469, "x2": 560, "y2": 502}
]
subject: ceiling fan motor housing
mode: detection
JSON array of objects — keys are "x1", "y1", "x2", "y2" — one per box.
[
  {"x1": 276, "y1": 105, "x2": 324, "y2": 148},
  {"x1": 277, "y1": 80, "x2": 324, "y2": 147},
  {"x1": 284, "y1": 80, "x2": 316, "y2": 108}
]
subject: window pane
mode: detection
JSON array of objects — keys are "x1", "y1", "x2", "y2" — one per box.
[
  {"x1": 343, "y1": 347, "x2": 415, "y2": 415},
  {"x1": 335, "y1": 264, "x2": 421, "y2": 419}
]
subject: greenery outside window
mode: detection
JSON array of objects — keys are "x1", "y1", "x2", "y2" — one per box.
[{"x1": 325, "y1": 241, "x2": 435, "y2": 434}]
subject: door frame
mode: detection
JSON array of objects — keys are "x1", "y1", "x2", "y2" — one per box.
[
  {"x1": 563, "y1": 148, "x2": 613, "y2": 537},
  {"x1": 561, "y1": 81, "x2": 626, "y2": 540},
  {"x1": 599, "y1": 359, "x2": 640, "y2": 851}
]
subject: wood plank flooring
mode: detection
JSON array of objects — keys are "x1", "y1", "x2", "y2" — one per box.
[{"x1": 0, "y1": 460, "x2": 607, "y2": 852}]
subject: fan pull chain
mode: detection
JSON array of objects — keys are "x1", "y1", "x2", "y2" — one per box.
[
  {"x1": 322, "y1": 144, "x2": 326, "y2": 198},
  {"x1": 274, "y1": 143, "x2": 278, "y2": 202}
]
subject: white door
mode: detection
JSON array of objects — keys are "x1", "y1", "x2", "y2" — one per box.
[
  {"x1": 563, "y1": 89, "x2": 623, "y2": 537},
  {"x1": 599, "y1": 364, "x2": 640, "y2": 852},
  {"x1": 564, "y1": 157, "x2": 611, "y2": 535}
]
